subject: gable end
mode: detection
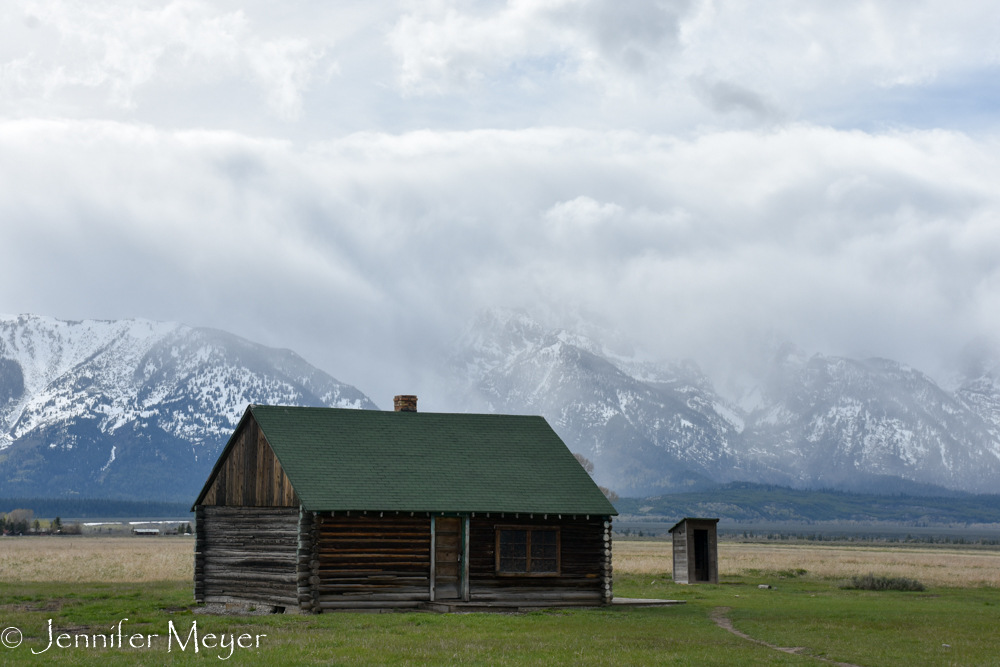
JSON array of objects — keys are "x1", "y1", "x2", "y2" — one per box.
[{"x1": 195, "y1": 412, "x2": 299, "y2": 508}]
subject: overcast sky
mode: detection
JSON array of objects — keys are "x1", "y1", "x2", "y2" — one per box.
[{"x1": 2, "y1": 0, "x2": 999, "y2": 406}]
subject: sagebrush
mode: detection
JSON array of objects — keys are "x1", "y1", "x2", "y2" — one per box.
[{"x1": 846, "y1": 573, "x2": 925, "y2": 591}]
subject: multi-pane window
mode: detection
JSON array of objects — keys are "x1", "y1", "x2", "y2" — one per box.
[{"x1": 496, "y1": 527, "x2": 560, "y2": 575}]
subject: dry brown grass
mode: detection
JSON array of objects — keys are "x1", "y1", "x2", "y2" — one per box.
[
  {"x1": 614, "y1": 540, "x2": 1000, "y2": 587},
  {"x1": 0, "y1": 536, "x2": 194, "y2": 582},
  {"x1": 4, "y1": 535, "x2": 999, "y2": 587}
]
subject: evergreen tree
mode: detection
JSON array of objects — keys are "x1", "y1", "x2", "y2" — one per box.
[{"x1": 52, "y1": 517, "x2": 62, "y2": 533}]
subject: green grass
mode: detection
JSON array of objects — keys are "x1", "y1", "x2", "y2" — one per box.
[
  {"x1": 0, "y1": 574, "x2": 998, "y2": 665},
  {"x1": 615, "y1": 572, "x2": 1000, "y2": 666}
]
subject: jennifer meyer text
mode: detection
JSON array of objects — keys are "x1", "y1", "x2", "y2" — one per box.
[{"x1": 2, "y1": 619, "x2": 265, "y2": 659}]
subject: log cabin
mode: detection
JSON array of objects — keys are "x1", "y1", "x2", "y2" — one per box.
[{"x1": 191, "y1": 396, "x2": 618, "y2": 612}]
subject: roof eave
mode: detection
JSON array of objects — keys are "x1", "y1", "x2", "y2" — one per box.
[
  {"x1": 294, "y1": 502, "x2": 618, "y2": 516},
  {"x1": 668, "y1": 516, "x2": 720, "y2": 533}
]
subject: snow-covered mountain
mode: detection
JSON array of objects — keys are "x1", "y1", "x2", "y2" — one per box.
[
  {"x1": 955, "y1": 351, "x2": 1000, "y2": 448},
  {"x1": 0, "y1": 314, "x2": 376, "y2": 501},
  {"x1": 6, "y1": 309, "x2": 999, "y2": 501},
  {"x1": 448, "y1": 309, "x2": 745, "y2": 496},
  {"x1": 449, "y1": 309, "x2": 1000, "y2": 495},
  {"x1": 731, "y1": 345, "x2": 1000, "y2": 493}
]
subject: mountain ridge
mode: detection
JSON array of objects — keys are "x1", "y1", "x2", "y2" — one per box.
[
  {"x1": 4, "y1": 309, "x2": 1000, "y2": 502},
  {"x1": 448, "y1": 308, "x2": 1000, "y2": 496},
  {"x1": 0, "y1": 314, "x2": 377, "y2": 501},
  {"x1": 613, "y1": 481, "x2": 1000, "y2": 525}
]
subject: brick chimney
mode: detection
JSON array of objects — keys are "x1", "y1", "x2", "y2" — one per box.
[{"x1": 393, "y1": 395, "x2": 417, "y2": 412}]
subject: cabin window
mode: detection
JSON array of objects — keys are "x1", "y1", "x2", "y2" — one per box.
[{"x1": 495, "y1": 527, "x2": 560, "y2": 575}]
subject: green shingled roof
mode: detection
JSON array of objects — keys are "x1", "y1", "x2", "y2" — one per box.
[{"x1": 227, "y1": 405, "x2": 616, "y2": 515}]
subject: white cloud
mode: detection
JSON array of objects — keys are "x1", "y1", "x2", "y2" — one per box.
[
  {"x1": 388, "y1": 0, "x2": 690, "y2": 94},
  {"x1": 3, "y1": 0, "x2": 998, "y2": 131},
  {"x1": 1, "y1": 120, "x2": 999, "y2": 399},
  {"x1": 388, "y1": 0, "x2": 1000, "y2": 127},
  {"x1": 0, "y1": 0, "x2": 326, "y2": 119},
  {"x1": 1, "y1": 0, "x2": 1000, "y2": 401}
]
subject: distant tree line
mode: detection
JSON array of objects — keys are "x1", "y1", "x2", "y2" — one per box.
[
  {"x1": 613, "y1": 482, "x2": 1000, "y2": 524},
  {"x1": 0, "y1": 508, "x2": 34, "y2": 535},
  {"x1": 0, "y1": 498, "x2": 192, "y2": 519},
  {"x1": 725, "y1": 530, "x2": 1000, "y2": 545},
  {"x1": 0, "y1": 511, "x2": 84, "y2": 535}
]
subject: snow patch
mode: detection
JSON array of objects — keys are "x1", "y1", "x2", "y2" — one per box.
[{"x1": 101, "y1": 445, "x2": 116, "y2": 472}]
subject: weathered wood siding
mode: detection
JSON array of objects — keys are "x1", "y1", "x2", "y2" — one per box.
[
  {"x1": 308, "y1": 513, "x2": 432, "y2": 611},
  {"x1": 201, "y1": 416, "x2": 298, "y2": 507},
  {"x1": 672, "y1": 526, "x2": 688, "y2": 584},
  {"x1": 469, "y1": 515, "x2": 611, "y2": 605},
  {"x1": 434, "y1": 517, "x2": 462, "y2": 600},
  {"x1": 196, "y1": 506, "x2": 299, "y2": 608}
]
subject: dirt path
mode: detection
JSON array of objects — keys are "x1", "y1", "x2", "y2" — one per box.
[{"x1": 710, "y1": 607, "x2": 864, "y2": 667}]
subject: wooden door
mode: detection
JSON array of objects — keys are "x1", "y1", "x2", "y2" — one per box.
[{"x1": 434, "y1": 517, "x2": 461, "y2": 599}]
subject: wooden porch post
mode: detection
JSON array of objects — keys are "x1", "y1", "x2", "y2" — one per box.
[
  {"x1": 429, "y1": 516, "x2": 436, "y2": 602},
  {"x1": 462, "y1": 516, "x2": 470, "y2": 601}
]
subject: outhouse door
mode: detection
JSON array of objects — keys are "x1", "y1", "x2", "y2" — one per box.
[
  {"x1": 434, "y1": 517, "x2": 462, "y2": 599},
  {"x1": 693, "y1": 529, "x2": 710, "y2": 582}
]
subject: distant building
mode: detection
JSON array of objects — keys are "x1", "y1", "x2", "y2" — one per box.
[
  {"x1": 669, "y1": 518, "x2": 719, "y2": 584},
  {"x1": 192, "y1": 397, "x2": 617, "y2": 612},
  {"x1": 131, "y1": 528, "x2": 160, "y2": 536}
]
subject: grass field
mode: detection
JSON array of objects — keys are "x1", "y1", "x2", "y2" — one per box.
[
  {"x1": 0, "y1": 537, "x2": 193, "y2": 582},
  {"x1": 618, "y1": 540, "x2": 1000, "y2": 587},
  {"x1": 0, "y1": 536, "x2": 997, "y2": 665}
]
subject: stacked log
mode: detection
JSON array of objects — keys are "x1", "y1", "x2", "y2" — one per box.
[
  {"x1": 200, "y1": 506, "x2": 299, "y2": 608},
  {"x1": 194, "y1": 506, "x2": 205, "y2": 603},
  {"x1": 313, "y1": 513, "x2": 431, "y2": 611},
  {"x1": 297, "y1": 509, "x2": 315, "y2": 613},
  {"x1": 602, "y1": 519, "x2": 613, "y2": 604},
  {"x1": 197, "y1": 508, "x2": 613, "y2": 610},
  {"x1": 468, "y1": 514, "x2": 606, "y2": 606}
]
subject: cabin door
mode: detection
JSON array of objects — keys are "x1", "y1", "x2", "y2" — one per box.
[
  {"x1": 693, "y1": 529, "x2": 710, "y2": 582},
  {"x1": 434, "y1": 517, "x2": 462, "y2": 599}
]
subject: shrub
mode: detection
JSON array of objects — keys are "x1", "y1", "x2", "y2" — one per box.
[{"x1": 845, "y1": 573, "x2": 925, "y2": 592}]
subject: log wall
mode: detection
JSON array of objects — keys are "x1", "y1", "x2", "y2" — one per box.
[
  {"x1": 297, "y1": 509, "x2": 316, "y2": 612},
  {"x1": 200, "y1": 416, "x2": 298, "y2": 507},
  {"x1": 197, "y1": 509, "x2": 613, "y2": 611},
  {"x1": 196, "y1": 506, "x2": 299, "y2": 608},
  {"x1": 311, "y1": 512, "x2": 432, "y2": 611},
  {"x1": 469, "y1": 514, "x2": 611, "y2": 605}
]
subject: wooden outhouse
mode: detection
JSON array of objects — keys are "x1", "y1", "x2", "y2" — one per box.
[
  {"x1": 669, "y1": 517, "x2": 719, "y2": 584},
  {"x1": 191, "y1": 398, "x2": 618, "y2": 612}
]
